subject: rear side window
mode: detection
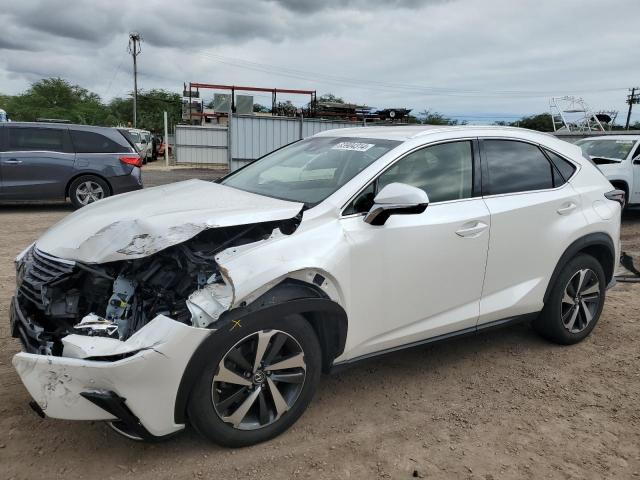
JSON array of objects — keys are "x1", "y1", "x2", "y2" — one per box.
[
  {"x1": 483, "y1": 140, "x2": 554, "y2": 195},
  {"x1": 70, "y1": 130, "x2": 125, "y2": 153},
  {"x1": 544, "y1": 149, "x2": 577, "y2": 182},
  {"x1": 7, "y1": 127, "x2": 67, "y2": 152}
]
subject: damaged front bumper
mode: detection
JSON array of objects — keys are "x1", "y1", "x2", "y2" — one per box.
[{"x1": 11, "y1": 313, "x2": 211, "y2": 438}]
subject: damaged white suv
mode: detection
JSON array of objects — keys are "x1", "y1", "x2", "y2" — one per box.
[{"x1": 11, "y1": 126, "x2": 622, "y2": 447}]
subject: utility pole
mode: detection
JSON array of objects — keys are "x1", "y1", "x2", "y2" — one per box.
[
  {"x1": 625, "y1": 87, "x2": 639, "y2": 130},
  {"x1": 128, "y1": 32, "x2": 142, "y2": 128}
]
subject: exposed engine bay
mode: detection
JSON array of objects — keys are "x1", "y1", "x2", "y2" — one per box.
[{"x1": 14, "y1": 220, "x2": 295, "y2": 356}]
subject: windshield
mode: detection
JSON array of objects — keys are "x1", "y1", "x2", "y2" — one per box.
[
  {"x1": 575, "y1": 139, "x2": 636, "y2": 160},
  {"x1": 129, "y1": 131, "x2": 142, "y2": 143},
  {"x1": 221, "y1": 136, "x2": 400, "y2": 206}
]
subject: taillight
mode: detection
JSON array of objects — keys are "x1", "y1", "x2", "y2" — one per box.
[
  {"x1": 604, "y1": 189, "x2": 626, "y2": 207},
  {"x1": 119, "y1": 155, "x2": 142, "y2": 167}
]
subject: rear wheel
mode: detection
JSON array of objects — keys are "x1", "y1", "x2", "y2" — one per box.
[
  {"x1": 69, "y1": 175, "x2": 110, "y2": 209},
  {"x1": 187, "y1": 314, "x2": 321, "y2": 447},
  {"x1": 534, "y1": 254, "x2": 605, "y2": 344}
]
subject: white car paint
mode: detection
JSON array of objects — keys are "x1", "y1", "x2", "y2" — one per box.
[
  {"x1": 12, "y1": 316, "x2": 210, "y2": 436},
  {"x1": 575, "y1": 135, "x2": 640, "y2": 205},
  {"x1": 36, "y1": 179, "x2": 303, "y2": 263},
  {"x1": 11, "y1": 125, "x2": 621, "y2": 438}
]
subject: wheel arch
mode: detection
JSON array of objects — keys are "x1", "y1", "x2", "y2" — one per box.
[
  {"x1": 65, "y1": 172, "x2": 113, "y2": 198},
  {"x1": 173, "y1": 278, "x2": 348, "y2": 425},
  {"x1": 543, "y1": 232, "x2": 615, "y2": 304}
]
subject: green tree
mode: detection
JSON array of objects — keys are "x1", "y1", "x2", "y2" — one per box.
[
  {"x1": 107, "y1": 89, "x2": 181, "y2": 132},
  {"x1": 317, "y1": 93, "x2": 345, "y2": 104},
  {"x1": 253, "y1": 103, "x2": 270, "y2": 113},
  {"x1": 5, "y1": 78, "x2": 108, "y2": 124},
  {"x1": 419, "y1": 109, "x2": 460, "y2": 125},
  {"x1": 509, "y1": 113, "x2": 553, "y2": 132}
]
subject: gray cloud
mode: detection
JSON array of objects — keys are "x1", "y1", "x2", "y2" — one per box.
[
  {"x1": 270, "y1": 0, "x2": 446, "y2": 13},
  {"x1": 0, "y1": 0, "x2": 638, "y2": 124}
]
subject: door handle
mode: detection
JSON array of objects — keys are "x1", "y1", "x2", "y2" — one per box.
[
  {"x1": 557, "y1": 202, "x2": 577, "y2": 215},
  {"x1": 455, "y1": 221, "x2": 488, "y2": 238},
  {"x1": 4, "y1": 159, "x2": 22, "y2": 164}
]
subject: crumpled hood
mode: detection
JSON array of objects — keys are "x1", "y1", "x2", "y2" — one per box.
[{"x1": 36, "y1": 179, "x2": 303, "y2": 264}]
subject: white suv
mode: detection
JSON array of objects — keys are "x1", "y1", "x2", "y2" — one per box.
[
  {"x1": 575, "y1": 135, "x2": 640, "y2": 208},
  {"x1": 11, "y1": 126, "x2": 622, "y2": 447}
]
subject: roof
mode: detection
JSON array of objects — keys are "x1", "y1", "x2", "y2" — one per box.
[
  {"x1": 313, "y1": 125, "x2": 556, "y2": 141},
  {"x1": 1, "y1": 121, "x2": 117, "y2": 132}
]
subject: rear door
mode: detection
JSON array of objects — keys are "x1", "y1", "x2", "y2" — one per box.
[
  {"x1": 478, "y1": 138, "x2": 586, "y2": 325},
  {"x1": 0, "y1": 125, "x2": 75, "y2": 200}
]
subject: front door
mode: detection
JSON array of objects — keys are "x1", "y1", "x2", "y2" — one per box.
[{"x1": 339, "y1": 140, "x2": 490, "y2": 360}]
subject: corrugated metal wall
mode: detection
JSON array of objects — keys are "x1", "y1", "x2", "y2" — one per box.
[
  {"x1": 230, "y1": 115, "x2": 358, "y2": 161},
  {"x1": 176, "y1": 115, "x2": 362, "y2": 167},
  {"x1": 175, "y1": 125, "x2": 228, "y2": 165}
]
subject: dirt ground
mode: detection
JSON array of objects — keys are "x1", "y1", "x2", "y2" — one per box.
[{"x1": 1, "y1": 172, "x2": 639, "y2": 480}]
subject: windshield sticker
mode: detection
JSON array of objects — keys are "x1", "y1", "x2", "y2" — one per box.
[
  {"x1": 332, "y1": 142, "x2": 375, "y2": 152},
  {"x1": 615, "y1": 140, "x2": 634, "y2": 144}
]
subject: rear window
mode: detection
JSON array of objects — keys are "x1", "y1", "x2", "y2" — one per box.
[
  {"x1": 70, "y1": 130, "x2": 127, "y2": 153},
  {"x1": 544, "y1": 149, "x2": 577, "y2": 181},
  {"x1": 575, "y1": 139, "x2": 635, "y2": 160}
]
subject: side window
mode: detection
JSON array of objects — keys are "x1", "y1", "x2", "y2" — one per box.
[
  {"x1": 343, "y1": 141, "x2": 473, "y2": 214},
  {"x1": 544, "y1": 149, "x2": 577, "y2": 183},
  {"x1": 7, "y1": 127, "x2": 66, "y2": 152},
  {"x1": 70, "y1": 130, "x2": 124, "y2": 153},
  {"x1": 483, "y1": 140, "x2": 554, "y2": 195}
]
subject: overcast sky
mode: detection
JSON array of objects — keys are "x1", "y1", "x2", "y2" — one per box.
[{"x1": 1, "y1": 0, "x2": 638, "y2": 123}]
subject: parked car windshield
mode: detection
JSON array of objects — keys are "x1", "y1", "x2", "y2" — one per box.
[
  {"x1": 575, "y1": 139, "x2": 636, "y2": 160},
  {"x1": 221, "y1": 137, "x2": 400, "y2": 206}
]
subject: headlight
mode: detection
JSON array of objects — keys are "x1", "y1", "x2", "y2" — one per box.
[
  {"x1": 15, "y1": 242, "x2": 35, "y2": 264},
  {"x1": 15, "y1": 243, "x2": 34, "y2": 286}
]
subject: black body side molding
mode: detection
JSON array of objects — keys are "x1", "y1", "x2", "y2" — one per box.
[
  {"x1": 173, "y1": 280, "x2": 348, "y2": 425},
  {"x1": 542, "y1": 232, "x2": 615, "y2": 304}
]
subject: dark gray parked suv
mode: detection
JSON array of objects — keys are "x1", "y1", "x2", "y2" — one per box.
[{"x1": 0, "y1": 122, "x2": 143, "y2": 208}]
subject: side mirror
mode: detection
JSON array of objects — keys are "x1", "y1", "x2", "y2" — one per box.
[{"x1": 364, "y1": 183, "x2": 429, "y2": 226}]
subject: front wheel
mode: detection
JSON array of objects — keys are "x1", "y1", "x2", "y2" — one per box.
[
  {"x1": 534, "y1": 254, "x2": 606, "y2": 345},
  {"x1": 187, "y1": 314, "x2": 321, "y2": 447}
]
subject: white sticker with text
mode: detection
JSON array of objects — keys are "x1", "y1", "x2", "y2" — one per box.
[{"x1": 332, "y1": 142, "x2": 375, "y2": 152}]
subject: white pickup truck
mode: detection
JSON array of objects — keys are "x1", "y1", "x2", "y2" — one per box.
[{"x1": 576, "y1": 135, "x2": 640, "y2": 208}]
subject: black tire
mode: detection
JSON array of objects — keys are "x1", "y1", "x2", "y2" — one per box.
[
  {"x1": 534, "y1": 254, "x2": 606, "y2": 345},
  {"x1": 68, "y1": 175, "x2": 111, "y2": 209},
  {"x1": 187, "y1": 313, "x2": 321, "y2": 447}
]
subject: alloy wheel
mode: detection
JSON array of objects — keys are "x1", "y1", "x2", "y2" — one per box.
[
  {"x1": 75, "y1": 181, "x2": 105, "y2": 205},
  {"x1": 212, "y1": 330, "x2": 306, "y2": 431},
  {"x1": 561, "y1": 268, "x2": 601, "y2": 334}
]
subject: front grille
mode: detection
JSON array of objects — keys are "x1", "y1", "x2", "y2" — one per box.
[{"x1": 19, "y1": 248, "x2": 75, "y2": 310}]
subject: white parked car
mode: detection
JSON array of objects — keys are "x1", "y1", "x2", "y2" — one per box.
[
  {"x1": 120, "y1": 128, "x2": 152, "y2": 163},
  {"x1": 11, "y1": 126, "x2": 622, "y2": 447},
  {"x1": 575, "y1": 135, "x2": 640, "y2": 208}
]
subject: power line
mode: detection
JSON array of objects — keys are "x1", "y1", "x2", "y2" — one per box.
[
  {"x1": 194, "y1": 49, "x2": 628, "y2": 99},
  {"x1": 104, "y1": 52, "x2": 126, "y2": 99}
]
